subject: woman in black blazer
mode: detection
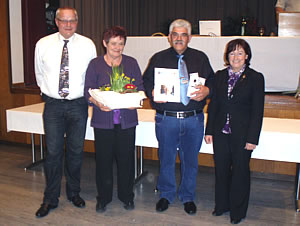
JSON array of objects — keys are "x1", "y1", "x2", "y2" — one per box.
[{"x1": 205, "y1": 39, "x2": 265, "y2": 224}]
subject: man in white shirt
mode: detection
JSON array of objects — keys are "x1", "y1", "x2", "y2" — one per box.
[{"x1": 35, "y1": 7, "x2": 96, "y2": 218}]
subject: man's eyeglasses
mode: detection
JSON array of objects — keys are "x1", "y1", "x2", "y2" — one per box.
[
  {"x1": 171, "y1": 32, "x2": 189, "y2": 38},
  {"x1": 57, "y1": 19, "x2": 78, "y2": 25}
]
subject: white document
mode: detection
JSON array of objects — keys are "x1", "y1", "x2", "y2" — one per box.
[
  {"x1": 154, "y1": 68, "x2": 180, "y2": 102},
  {"x1": 187, "y1": 73, "x2": 206, "y2": 97},
  {"x1": 199, "y1": 20, "x2": 221, "y2": 36}
]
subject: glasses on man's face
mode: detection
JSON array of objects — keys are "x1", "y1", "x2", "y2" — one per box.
[
  {"x1": 171, "y1": 32, "x2": 189, "y2": 39},
  {"x1": 57, "y1": 18, "x2": 78, "y2": 25}
]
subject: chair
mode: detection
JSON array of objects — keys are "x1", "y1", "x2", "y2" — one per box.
[{"x1": 151, "y1": 32, "x2": 166, "y2": 37}]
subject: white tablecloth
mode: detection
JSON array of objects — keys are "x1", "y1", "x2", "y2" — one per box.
[
  {"x1": 123, "y1": 36, "x2": 300, "y2": 92},
  {"x1": 6, "y1": 103, "x2": 300, "y2": 163}
]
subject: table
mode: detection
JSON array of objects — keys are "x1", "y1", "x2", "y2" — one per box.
[
  {"x1": 123, "y1": 36, "x2": 300, "y2": 92},
  {"x1": 6, "y1": 103, "x2": 300, "y2": 211}
]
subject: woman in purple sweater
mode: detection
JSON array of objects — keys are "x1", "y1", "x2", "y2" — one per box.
[{"x1": 84, "y1": 26, "x2": 144, "y2": 213}]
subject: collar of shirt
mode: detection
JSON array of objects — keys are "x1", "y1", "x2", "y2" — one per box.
[
  {"x1": 170, "y1": 47, "x2": 190, "y2": 58},
  {"x1": 58, "y1": 33, "x2": 75, "y2": 44},
  {"x1": 227, "y1": 64, "x2": 246, "y2": 79}
]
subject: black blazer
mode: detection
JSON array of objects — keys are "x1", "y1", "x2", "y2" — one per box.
[{"x1": 205, "y1": 66, "x2": 265, "y2": 145}]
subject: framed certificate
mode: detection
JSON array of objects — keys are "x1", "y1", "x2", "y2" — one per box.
[{"x1": 199, "y1": 20, "x2": 221, "y2": 36}]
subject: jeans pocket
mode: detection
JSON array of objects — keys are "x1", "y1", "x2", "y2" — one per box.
[{"x1": 155, "y1": 113, "x2": 163, "y2": 124}]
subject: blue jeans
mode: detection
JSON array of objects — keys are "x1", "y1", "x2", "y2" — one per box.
[
  {"x1": 42, "y1": 95, "x2": 88, "y2": 205},
  {"x1": 155, "y1": 112, "x2": 204, "y2": 203}
]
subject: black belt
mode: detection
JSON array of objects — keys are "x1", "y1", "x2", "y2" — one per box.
[
  {"x1": 156, "y1": 110, "x2": 202, "y2": 119},
  {"x1": 42, "y1": 94, "x2": 85, "y2": 103}
]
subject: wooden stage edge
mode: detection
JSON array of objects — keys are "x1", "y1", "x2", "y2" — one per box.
[{"x1": 264, "y1": 93, "x2": 300, "y2": 120}]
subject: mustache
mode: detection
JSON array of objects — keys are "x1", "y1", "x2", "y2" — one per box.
[{"x1": 174, "y1": 40, "x2": 184, "y2": 44}]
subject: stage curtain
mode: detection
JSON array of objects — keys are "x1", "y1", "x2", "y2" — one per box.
[{"x1": 59, "y1": 0, "x2": 277, "y2": 56}]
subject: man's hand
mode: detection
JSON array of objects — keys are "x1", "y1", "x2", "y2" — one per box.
[
  {"x1": 190, "y1": 85, "x2": 209, "y2": 102},
  {"x1": 152, "y1": 89, "x2": 167, "y2": 103}
]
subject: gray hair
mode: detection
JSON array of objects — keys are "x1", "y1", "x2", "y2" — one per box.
[
  {"x1": 169, "y1": 19, "x2": 192, "y2": 35},
  {"x1": 56, "y1": 7, "x2": 78, "y2": 20}
]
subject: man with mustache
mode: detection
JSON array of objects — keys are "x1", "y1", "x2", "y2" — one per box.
[{"x1": 143, "y1": 19, "x2": 214, "y2": 215}]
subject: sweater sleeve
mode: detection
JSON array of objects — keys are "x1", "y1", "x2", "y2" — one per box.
[{"x1": 84, "y1": 59, "x2": 98, "y2": 103}]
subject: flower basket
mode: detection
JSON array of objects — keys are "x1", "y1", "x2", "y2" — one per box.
[{"x1": 89, "y1": 89, "x2": 146, "y2": 110}]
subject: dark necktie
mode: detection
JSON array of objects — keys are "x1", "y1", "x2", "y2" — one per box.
[
  {"x1": 58, "y1": 40, "x2": 69, "y2": 98},
  {"x1": 178, "y1": 55, "x2": 190, "y2": 105}
]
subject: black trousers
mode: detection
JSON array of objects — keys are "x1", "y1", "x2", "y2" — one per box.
[
  {"x1": 213, "y1": 132, "x2": 252, "y2": 219},
  {"x1": 94, "y1": 125, "x2": 135, "y2": 206},
  {"x1": 42, "y1": 95, "x2": 88, "y2": 205}
]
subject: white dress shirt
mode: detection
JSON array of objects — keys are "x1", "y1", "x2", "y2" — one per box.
[{"x1": 35, "y1": 32, "x2": 97, "y2": 100}]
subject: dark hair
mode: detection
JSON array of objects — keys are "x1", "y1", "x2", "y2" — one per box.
[
  {"x1": 224, "y1": 38, "x2": 252, "y2": 66},
  {"x1": 103, "y1": 26, "x2": 127, "y2": 45}
]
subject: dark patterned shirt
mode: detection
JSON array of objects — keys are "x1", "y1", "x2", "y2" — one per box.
[{"x1": 222, "y1": 64, "x2": 246, "y2": 134}]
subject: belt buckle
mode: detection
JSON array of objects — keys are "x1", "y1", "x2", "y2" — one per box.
[{"x1": 176, "y1": 112, "x2": 185, "y2": 119}]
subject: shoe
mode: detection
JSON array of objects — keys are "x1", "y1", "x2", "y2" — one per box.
[
  {"x1": 184, "y1": 201, "x2": 197, "y2": 215},
  {"x1": 231, "y1": 218, "x2": 242, "y2": 224},
  {"x1": 124, "y1": 201, "x2": 135, "y2": 210},
  {"x1": 68, "y1": 195, "x2": 85, "y2": 208},
  {"x1": 35, "y1": 203, "x2": 58, "y2": 218},
  {"x1": 96, "y1": 202, "x2": 106, "y2": 213},
  {"x1": 212, "y1": 209, "x2": 229, "y2": 216},
  {"x1": 156, "y1": 198, "x2": 169, "y2": 212}
]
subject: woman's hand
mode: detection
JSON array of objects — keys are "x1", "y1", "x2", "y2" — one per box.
[
  {"x1": 98, "y1": 103, "x2": 112, "y2": 112},
  {"x1": 245, "y1": 142, "x2": 256, "y2": 151},
  {"x1": 190, "y1": 85, "x2": 209, "y2": 102},
  {"x1": 204, "y1": 135, "x2": 213, "y2": 144},
  {"x1": 89, "y1": 97, "x2": 112, "y2": 112}
]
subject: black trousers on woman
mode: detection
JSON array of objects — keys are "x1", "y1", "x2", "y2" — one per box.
[
  {"x1": 213, "y1": 132, "x2": 252, "y2": 220},
  {"x1": 94, "y1": 125, "x2": 135, "y2": 206}
]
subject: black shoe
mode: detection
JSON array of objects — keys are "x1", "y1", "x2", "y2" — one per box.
[
  {"x1": 212, "y1": 209, "x2": 229, "y2": 216},
  {"x1": 231, "y1": 218, "x2": 242, "y2": 224},
  {"x1": 68, "y1": 195, "x2": 85, "y2": 208},
  {"x1": 124, "y1": 201, "x2": 135, "y2": 210},
  {"x1": 35, "y1": 203, "x2": 58, "y2": 218},
  {"x1": 184, "y1": 201, "x2": 197, "y2": 215},
  {"x1": 156, "y1": 198, "x2": 169, "y2": 212},
  {"x1": 96, "y1": 202, "x2": 106, "y2": 213}
]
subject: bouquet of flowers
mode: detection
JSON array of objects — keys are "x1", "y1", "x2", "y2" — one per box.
[
  {"x1": 89, "y1": 65, "x2": 146, "y2": 109},
  {"x1": 99, "y1": 65, "x2": 137, "y2": 93}
]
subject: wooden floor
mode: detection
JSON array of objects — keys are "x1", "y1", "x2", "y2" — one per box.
[{"x1": 0, "y1": 143, "x2": 299, "y2": 226}]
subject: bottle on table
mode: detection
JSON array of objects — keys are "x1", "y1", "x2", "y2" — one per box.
[{"x1": 241, "y1": 17, "x2": 247, "y2": 36}]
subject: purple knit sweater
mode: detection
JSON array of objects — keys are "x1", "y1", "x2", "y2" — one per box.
[{"x1": 84, "y1": 54, "x2": 144, "y2": 129}]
